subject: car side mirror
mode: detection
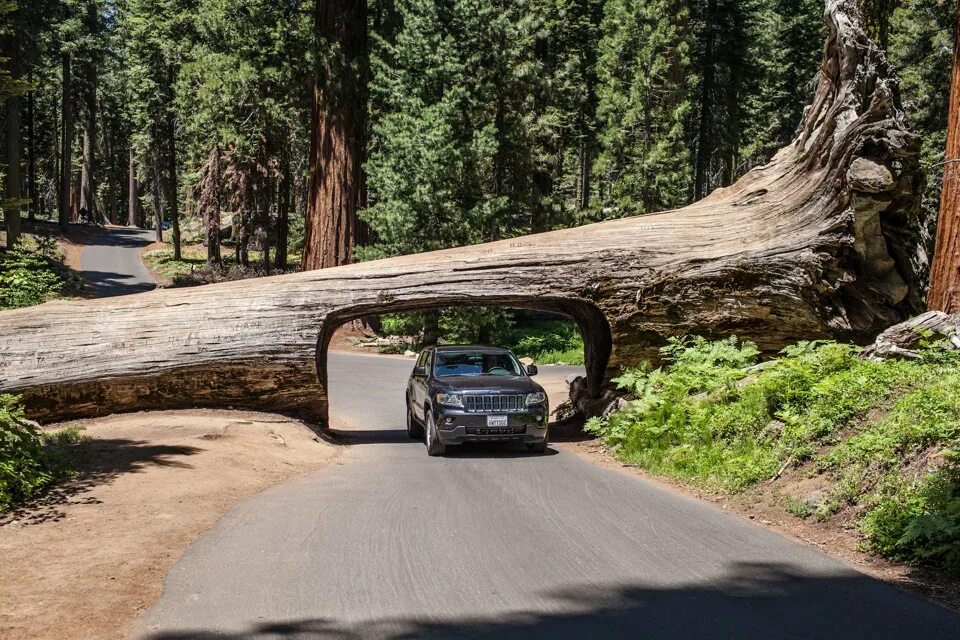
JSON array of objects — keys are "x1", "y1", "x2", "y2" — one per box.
[
  {"x1": 412, "y1": 366, "x2": 427, "y2": 377},
  {"x1": 526, "y1": 364, "x2": 538, "y2": 376}
]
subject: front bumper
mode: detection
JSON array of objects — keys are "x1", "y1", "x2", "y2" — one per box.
[{"x1": 432, "y1": 406, "x2": 548, "y2": 444}]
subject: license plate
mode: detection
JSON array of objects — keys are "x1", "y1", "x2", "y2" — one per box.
[{"x1": 486, "y1": 415, "x2": 508, "y2": 427}]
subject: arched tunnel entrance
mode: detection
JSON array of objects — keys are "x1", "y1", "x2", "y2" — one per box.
[{"x1": 315, "y1": 298, "x2": 613, "y2": 432}]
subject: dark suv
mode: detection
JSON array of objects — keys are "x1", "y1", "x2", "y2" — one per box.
[{"x1": 406, "y1": 345, "x2": 550, "y2": 456}]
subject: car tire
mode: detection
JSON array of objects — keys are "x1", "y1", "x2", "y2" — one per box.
[
  {"x1": 527, "y1": 431, "x2": 549, "y2": 454},
  {"x1": 425, "y1": 412, "x2": 446, "y2": 457},
  {"x1": 406, "y1": 402, "x2": 424, "y2": 440}
]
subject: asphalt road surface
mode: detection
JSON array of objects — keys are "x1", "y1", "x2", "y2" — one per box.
[
  {"x1": 133, "y1": 352, "x2": 960, "y2": 640},
  {"x1": 79, "y1": 226, "x2": 156, "y2": 296}
]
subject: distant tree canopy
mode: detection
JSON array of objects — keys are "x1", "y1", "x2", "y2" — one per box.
[{"x1": 0, "y1": 0, "x2": 953, "y2": 269}]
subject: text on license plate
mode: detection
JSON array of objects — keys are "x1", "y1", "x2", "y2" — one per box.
[{"x1": 486, "y1": 415, "x2": 508, "y2": 427}]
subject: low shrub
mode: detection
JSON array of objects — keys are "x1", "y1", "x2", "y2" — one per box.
[
  {"x1": 589, "y1": 335, "x2": 960, "y2": 570},
  {"x1": 0, "y1": 237, "x2": 77, "y2": 309},
  {"x1": 0, "y1": 395, "x2": 86, "y2": 511}
]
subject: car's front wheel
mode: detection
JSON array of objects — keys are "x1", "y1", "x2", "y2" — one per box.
[
  {"x1": 527, "y1": 430, "x2": 549, "y2": 454},
  {"x1": 425, "y1": 412, "x2": 446, "y2": 457},
  {"x1": 406, "y1": 401, "x2": 424, "y2": 440}
]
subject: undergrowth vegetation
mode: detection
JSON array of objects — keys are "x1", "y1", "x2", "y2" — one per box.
[
  {"x1": 0, "y1": 236, "x2": 81, "y2": 309},
  {"x1": 0, "y1": 394, "x2": 86, "y2": 511},
  {"x1": 587, "y1": 336, "x2": 960, "y2": 573},
  {"x1": 377, "y1": 310, "x2": 585, "y2": 365},
  {"x1": 143, "y1": 246, "x2": 300, "y2": 287}
]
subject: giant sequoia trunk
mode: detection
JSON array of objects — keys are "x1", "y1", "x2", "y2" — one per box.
[
  {"x1": 0, "y1": 2, "x2": 929, "y2": 427},
  {"x1": 301, "y1": 0, "x2": 366, "y2": 270},
  {"x1": 928, "y1": 1, "x2": 960, "y2": 314}
]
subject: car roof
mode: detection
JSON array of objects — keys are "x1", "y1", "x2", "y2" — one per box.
[{"x1": 431, "y1": 344, "x2": 512, "y2": 353}]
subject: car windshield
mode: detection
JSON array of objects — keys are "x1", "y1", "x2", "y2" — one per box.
[{"x1": 433, "y1": 351, "x2": 525, "y2": 377}]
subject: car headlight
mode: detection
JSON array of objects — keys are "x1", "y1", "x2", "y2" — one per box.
[
  {"x1": 526, "y1": 391, "x2": 547, "y2": 406},
  {"x1": 435, "y1": 393, "x2": 463, "y2": 408}
]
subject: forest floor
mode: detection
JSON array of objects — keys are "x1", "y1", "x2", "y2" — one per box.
[
  {"x1": 558, "y1": 438, "x2": 960, "y2": 612},
  {"x1": 0, "y1": 410, "x2": 341, "y2": 640}
]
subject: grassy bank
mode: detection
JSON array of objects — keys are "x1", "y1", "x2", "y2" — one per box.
[
  {"x1": 587, "y1": 336, "x2": 960, "y2": 573},
  {"x1": 143, "y1": 245, "x2": 300, "y2": 287},
  {"x1": 0, "y1": 235, "x2": 82, "y2": 309}
]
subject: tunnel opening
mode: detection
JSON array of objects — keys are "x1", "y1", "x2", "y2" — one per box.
[{"x1": 316, "y1": 297, "x2": 612, "y2": 433}]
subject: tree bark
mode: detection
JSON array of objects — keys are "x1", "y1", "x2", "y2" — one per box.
[
  {"x1": 199, "y1": 143, "x2": 222, "y2": 266},
  {"x1": 166, "y1": 65, "x2": 181, "y2": 260},
  {"x1": 80, "y1": 71, "x2": 96, "y2": 223},
  {"x1": 27, "y1": 76, "x2": 36, "y2": 221},
  {"x1": 58, "y1": 54, "x2": 73, "y2": 230},
  {"x1": 927, "y1": 1, "x2": 960, "y2": 313},
  {"x1": 127, "y1": 147, "x2": 140, "y2": 227},
  {"x1": 301, "y1": 0, "x2": 366, "y2": 271},
  {"x1": 0, "y1": 1, "x2": 931, "y2": 428},
  {"x1": 275, "y1": 142, "x2": 290, "y2": 270},
  {"x1": 3, "y1": 33, "x2": 22, "y2": 248}
]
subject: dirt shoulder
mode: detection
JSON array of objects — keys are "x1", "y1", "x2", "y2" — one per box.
[
  {"x1": 557, "y1": 436, "x2": 960, "y2": 612},
  {"x1": 0, "y1": 410, "x2": 341, "y2": 640}
]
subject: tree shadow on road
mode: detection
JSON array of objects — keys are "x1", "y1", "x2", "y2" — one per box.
[
  {"x1": 139, "y1": 561, "x2": 960, "y2": 639},
  {"x1": 0, "y1": 437, "x2": 201, "y2": 526}
]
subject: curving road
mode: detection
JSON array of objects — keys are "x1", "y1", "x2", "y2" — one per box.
[
  {"x1": 79, "y1": 226, "x2": 156, "y2": 297},
  {"x1": 132, "y1": 353, "x2": 960, "y2": 640}
]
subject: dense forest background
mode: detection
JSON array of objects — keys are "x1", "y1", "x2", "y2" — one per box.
[{"x1": 0, "y1": 0, "x2": 953, "y2": 270}]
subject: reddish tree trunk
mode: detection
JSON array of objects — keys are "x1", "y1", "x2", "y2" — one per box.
[
  {"x1": 301, "y1": 0, "x2": 366, "y2": 271},
  {"x1": 928, "y1": 3, "x2": 960, "y2": 313}
]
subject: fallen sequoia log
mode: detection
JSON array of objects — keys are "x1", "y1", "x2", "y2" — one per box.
[{"x1": 0, "y1": 1, "x2": 931, "y2": 426}]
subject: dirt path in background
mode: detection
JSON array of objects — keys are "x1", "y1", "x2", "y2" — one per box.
[{"x1": 0, "y1": 410, "x2": 341, "y2": 640}]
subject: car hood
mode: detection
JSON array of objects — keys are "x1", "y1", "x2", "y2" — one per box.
[{"x1": 434, "y1": 375, "x2": 543, "y2": 394}]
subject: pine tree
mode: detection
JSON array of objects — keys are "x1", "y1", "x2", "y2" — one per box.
[{"x1": 594, "y1": 0, "x2": 695, "y2": 215}]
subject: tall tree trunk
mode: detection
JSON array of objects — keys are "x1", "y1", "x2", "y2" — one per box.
[
  {"x1": 275, "y1": 141, "x2": 290, "y2": 270},
  {"x1": 301, "y1": 0, "x2": 366, "y2": 271},
  {"x1": 694, "y1": 0, "x2": 717, "y2": 201},
  {"x1": 127, "y1": 148, "x2": 139, "y2": 227},
  {"x1": 80, "y1": 69, "x2": 96, "y2": 223},
  {"x1": 3, "y1": 33, "x2": 22, "y2": 248},
  {"x1": 151, "y1": 160, "x2": 163, "y2": 242},
  {"x1": 203, "y1": 144, "x2": 221, "y2": 266},
  {"x1": 166, "y1": 65, "x2": 180, "y2": 260},
  {"x1": 58, "y1": 54, "x2": 73, "y2": 229},
  {"x1": 928, "y1": 2, "x2": 960, "y2": 313},
  {"x1": 27, "y1": 75, "x2": 36, "y2": 221}
]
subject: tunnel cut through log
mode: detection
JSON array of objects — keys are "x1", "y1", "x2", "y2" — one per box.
[
  {"x1": 0, "y1": 1, "x2": 932, "y2": 427},
  {"x1": 317, "y1": 300, "x2": 613, "y2": 425}
]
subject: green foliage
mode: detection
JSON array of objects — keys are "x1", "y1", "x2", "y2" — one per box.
[
  {"x1": 595, "y1": 0, "x2": 694, "y2": 214},
  {"x1": 0, "y1": 396, "x2": 85, "y2": 511},
  {"x1": 784, "y1": 495, "x2": 814, "y2": 519},
  {"x1": 591, "y1": 335, "x2": 960, "y2": 570},
  {"x1": 888, "y1": 0, "x2": 954, "y2": 235},
  {"x1": 0, "y1": 237, "x2": 77, "y2": 309},
  {"x1": 376, "y1": 310, "x2": 585, "y2": 365},
  {"x1": 0, "y1": 394, "x2": 50, "y2": 509}
]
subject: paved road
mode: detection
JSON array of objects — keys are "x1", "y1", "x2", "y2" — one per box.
[
  {"x1": 133, "y1": 353, "x2": 960, "y2": 639},
  {"x1": 79, "y1": 226, "x2": 156, "y2": 296}
]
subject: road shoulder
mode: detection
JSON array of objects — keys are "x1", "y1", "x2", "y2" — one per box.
[
  {"x1": 0, "y1": 410, "x2": 341, "y2": 640},
  {"x1": 557, "y1": 437, "x2": 960, "y2": 612}
]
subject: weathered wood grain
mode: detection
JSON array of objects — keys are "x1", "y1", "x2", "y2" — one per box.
[{"x1": 0, "y1": 1, "x2": 929, "y2": 427}]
